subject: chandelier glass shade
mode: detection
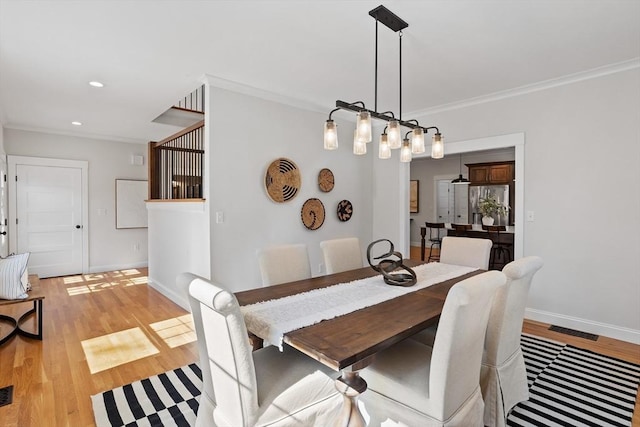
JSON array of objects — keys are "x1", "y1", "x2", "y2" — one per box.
[
  {"x1": 378, "y1": 133, "x2": 391, "y2": 159},
  {"x1": 431, "y1": 133, "x2": 444, "y2": 159},
  {"x1": 400, "y1": 139, "x2": 412, "y2": 163},
  {"x1": 323, "y1": 5, "x2": 444, "y2": 163},
  {"x1": 323, "y1": 120, "x2": 338, "y2": 150},
  {"x1": 353, "y1": 130, "x2": 367, "y2": 155}
]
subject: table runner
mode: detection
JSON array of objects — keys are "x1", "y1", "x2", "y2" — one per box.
[{"x1": 240, "y1": 262, "x2": 475, "y2": 349}]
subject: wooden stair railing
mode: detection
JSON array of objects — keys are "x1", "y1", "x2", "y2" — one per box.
[{"x1": 148, "y1": 119, "x2": 204, "y2": 201}]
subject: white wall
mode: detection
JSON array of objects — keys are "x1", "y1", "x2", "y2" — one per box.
[
  {"x1": 207, "y1": 86, "x2": 374, "y2": 292},
  {"x1": 411, "y1": 68, "x2": 640, "y2": 343},
  {"x1": 3, "y1": 128, "x2": 148, "y2": 272},
  {"x1": 147, "y1": 202, "x2": 210, "y2": 309},
  {"x1": 0, "y1": 121, "x2": 5, "y2": 155}
]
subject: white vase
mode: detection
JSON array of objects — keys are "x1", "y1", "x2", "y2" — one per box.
[{"x1": 482, "y1": 216, "x2": 495, "y2": 226}]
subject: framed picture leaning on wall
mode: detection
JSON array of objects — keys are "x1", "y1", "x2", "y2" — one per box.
[{"x1": 410, "y1": 180, "x2": 419, "y2": 213}]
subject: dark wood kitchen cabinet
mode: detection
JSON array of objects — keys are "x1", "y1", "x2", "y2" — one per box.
[{"x1": 466, "y1": 161, "x2": 515, "y2": 185}]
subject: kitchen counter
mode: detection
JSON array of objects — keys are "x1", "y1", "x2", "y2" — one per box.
[{"x1": 419, "y1": 224, "x2": 515, "y2": 262}]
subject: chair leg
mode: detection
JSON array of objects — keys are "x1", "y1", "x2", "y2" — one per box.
[{"x1": 427, "y1": 242, "x2": 440, "y2": 263}]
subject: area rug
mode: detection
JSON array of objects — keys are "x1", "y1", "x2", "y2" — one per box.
[{"x1": 91, "y1": 334, "x2": 640, "y2": 427}]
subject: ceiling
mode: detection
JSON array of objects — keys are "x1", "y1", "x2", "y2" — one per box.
[{"x1": 1, "y1": 0, "x2": 638, "y2": 145}]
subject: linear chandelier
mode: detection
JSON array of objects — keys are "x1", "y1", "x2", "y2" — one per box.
[{"x1": 323, "y1": 5, "x2": 444, "y2": 163}]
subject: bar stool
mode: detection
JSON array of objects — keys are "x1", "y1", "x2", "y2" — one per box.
[
  {"x1": 483, "y1": 225, "x2": 512, "y2": 270},
  {"x1": 425, "y1": 222, "x2": 445, "y2": 262},
  {"x1": 452, "y1": 223, "x2": 472, "y2": 237}
]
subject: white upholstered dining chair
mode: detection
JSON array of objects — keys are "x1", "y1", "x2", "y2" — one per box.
[
  {"x1": 319, "y1": 237, "x2": 363, "y2": 274},
  {"x1": 481, "y1": 256, "x2": 544, "y2": 426},
  {"x1": 257, "y1": 243, "x2": 311, "y2": 286},
  {"x1": 439, "y1": 236, "x2": 492, "y2": 269},
  {"x1": 410, "y1": 256, "x2": 544, "y2": 426},
  {"x1": 358, "y1": 270, "x2": 506, "y2": 426},
  {"x1": 183, "y1": 272, "x2": 342, "y2": 427}
]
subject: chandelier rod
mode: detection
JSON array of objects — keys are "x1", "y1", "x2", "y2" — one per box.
[
  {"x1": 399, "y1": 29, "x2": 402, "y2": 122},
  {"x1": 333, "y1": 100, "x2": 439, "y2": 133},
  {"x1": 375, "y1": 18, "x2": 378, "y2": 112}
]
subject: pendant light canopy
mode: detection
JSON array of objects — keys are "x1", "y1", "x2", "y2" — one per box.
[{"x1": 322, "y1": 5, "x2": 444, "y2": 163}]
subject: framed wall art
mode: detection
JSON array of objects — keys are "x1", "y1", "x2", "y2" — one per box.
[{"x1": 410, "y1": 180, "x2": 419, "y2": 213}]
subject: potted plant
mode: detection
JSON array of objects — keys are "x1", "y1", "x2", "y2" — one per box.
[{"x1": 478, "y1": 194, "x2": 509, "y2": 226}]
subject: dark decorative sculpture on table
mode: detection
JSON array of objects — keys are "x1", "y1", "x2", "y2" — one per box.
[{"x1": 367, "y1": 239, "x2": 417, "y2": 287}]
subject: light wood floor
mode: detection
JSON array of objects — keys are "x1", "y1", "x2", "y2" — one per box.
[
  {"x1": 1, "y1": 267, "x2": 638, "y2": 426},
  {"x1": 0, "y1": 269, "x2": 198, "y2": 427}
]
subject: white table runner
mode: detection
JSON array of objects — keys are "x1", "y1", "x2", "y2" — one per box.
[{"x1": 241, "y1": 262, "x2": 475, "y2": 349}]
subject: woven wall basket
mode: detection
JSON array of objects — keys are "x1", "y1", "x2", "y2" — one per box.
[
  {"x1": 301, "y1": 198, "x2": 325, "y2": 230},
  {"x1": 264, "y1": 158, "x2": 301, "y2": 203}
]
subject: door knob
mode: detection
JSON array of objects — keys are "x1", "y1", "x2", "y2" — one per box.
[
  {"x1": 75, "y1": 225, "x2": 82, "y2": 229},
  {"x1": 0, "y1": 231, "x2": 6, "y2": 235}
]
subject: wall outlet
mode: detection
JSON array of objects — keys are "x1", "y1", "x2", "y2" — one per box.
[
  {"x1": 133, "y1": 242, "x2": 140, "y2": 252},
  {"x1": 216, "y1": 211, "x2": 224, "y2": 224},
  {"x1": 318, "y1": 263, "x2": 324, "y2": 273},
  {"x1": 526, "y1": 211, "x2": 535, "y2": 222}
]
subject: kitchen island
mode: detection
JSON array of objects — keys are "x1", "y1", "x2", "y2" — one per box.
[{"x1": 420, "y1": 224, "x2": 514, "y2": 268}]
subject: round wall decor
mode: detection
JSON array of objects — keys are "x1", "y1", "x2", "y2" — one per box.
[
  {"x1": 264, "y1": 158, "x2": 301, "y2": 203},
  {"x1": 318, "y1": 168, "x2": 335, "y2": 192},
  {"x1": 301, "y1": 198, "x2": 325, "y2": 230},
  {"x1": 337, "y1": 199, "x2": 353, "y2": 222}
]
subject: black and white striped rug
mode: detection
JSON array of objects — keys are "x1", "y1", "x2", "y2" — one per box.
[
  {"x1": 509, "y1": 334, "x2": 640, "y2": 426},
  {"x1": 91, "y1": 334, "x2": 640, "y2": 427}
]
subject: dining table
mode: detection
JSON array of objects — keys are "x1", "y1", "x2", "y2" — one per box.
[{"x1": 235, "y1": 260, "x2": 482, "y2": 426}]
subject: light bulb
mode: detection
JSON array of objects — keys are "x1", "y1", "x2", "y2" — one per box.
[{"x1": 323, "y1": 120, "x2": 338, "y2": 150}]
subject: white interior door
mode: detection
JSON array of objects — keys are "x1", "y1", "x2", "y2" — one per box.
[
  {"x1": 10, "y1": 157, "x2": 88, "y2": 278},
  {"x1": 436, "y1": 179, "x2": 454, "y2": 223},
  {"x1": 453, "y1": 184, "x2": 469, "y2": 224}
]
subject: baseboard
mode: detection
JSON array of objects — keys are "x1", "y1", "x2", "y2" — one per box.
[
  {"x1": 525, "y1": 308, "x2": 640, "y2": 345},
  {"x1": 89, "y1": 261, "x2": 148, "y2": 274},
  {"x1": 147, "y1": 276, "x2": 190, "y2": 311}
]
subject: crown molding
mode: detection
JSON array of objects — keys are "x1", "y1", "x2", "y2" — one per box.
[
  {"x1": 410, "y1": 58, "x2": 640, "y2": 117},
  {"x1": 200, "y1": 73, "x2": 326, "y2": 115}
]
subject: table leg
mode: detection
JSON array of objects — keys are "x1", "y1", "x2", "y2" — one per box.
[
  {"x1": 334, "y1": 371, "x2": 367, "y2": 427},
  {"x1": 420, "y1": 227, "x2": 426, "y2": 261}
]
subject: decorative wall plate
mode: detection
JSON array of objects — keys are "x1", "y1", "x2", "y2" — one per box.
[
  {"x1": 264, "y1": 158, "x2": 301, "y2": 203},
  {"x1": 301, "y1": 198, "x2": 325, "y2": 230},
  {"x1": 337, "y1": 199, "x2": 353, "y2": 222},
  {"x1": 318, "y1": 168, "x2": 335, "y2": 192}
]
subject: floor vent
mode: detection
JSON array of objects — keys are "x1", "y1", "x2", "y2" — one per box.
[
  {"x1": 549, "y1": 325, "x2": 599, "y2": 341},
  {"x1": 0, "y1": 385, "x2": 13, "y2": 407}
]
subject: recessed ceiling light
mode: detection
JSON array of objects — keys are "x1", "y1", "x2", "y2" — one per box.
[
  {"x1": 89, "y1": 81, "x2": 104, "y2": 88},
  {"x1": 72, "y1": 121, "x2": 82, "y2": 126}
]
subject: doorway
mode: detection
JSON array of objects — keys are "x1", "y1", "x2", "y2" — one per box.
[
  {"x1": 405, "y1": 132, "x2": 525, "y2": 259},
  {"x1": 8, "y1": 156, "x2": 89, "y2": 278}
]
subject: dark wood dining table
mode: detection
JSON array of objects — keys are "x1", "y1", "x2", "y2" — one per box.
[{"x1": 235, "y1": 260, "x2": 482, "y2": 426}]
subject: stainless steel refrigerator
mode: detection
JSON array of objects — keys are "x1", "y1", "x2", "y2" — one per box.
[{"x1": 468, "y1": 185, "x2": 510, "y2": 226}]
